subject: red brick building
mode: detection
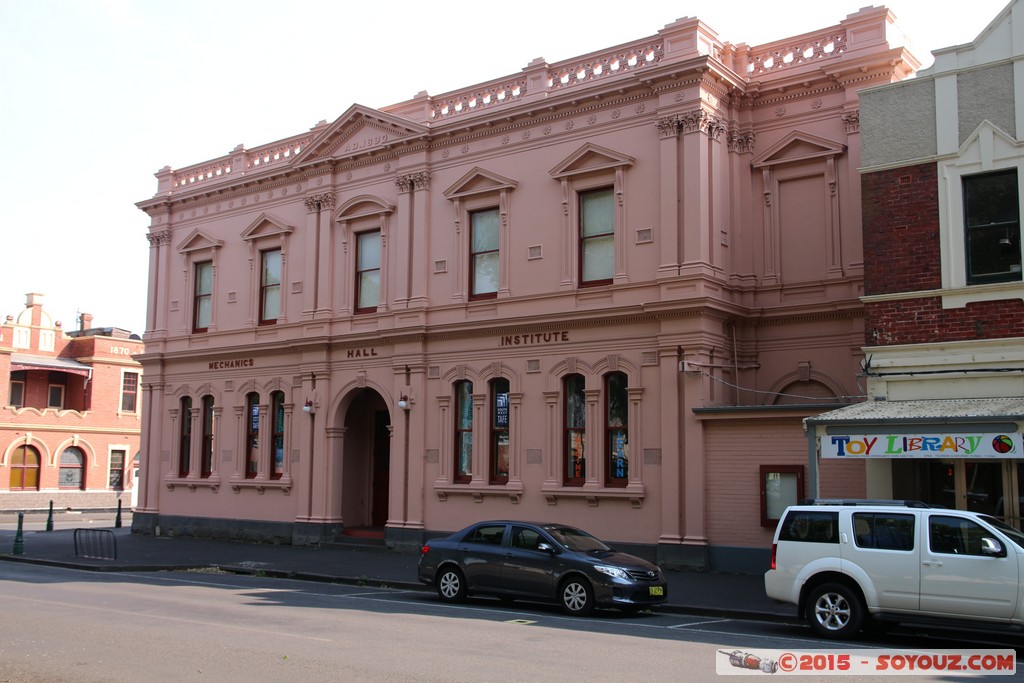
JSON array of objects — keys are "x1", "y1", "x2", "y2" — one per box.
[
  {"x1": 0, "y1": 294, "x2": 143, "y2": 512},
  {"x1": 808, "y1": 0, "x2": 1024, "y2": 526}
]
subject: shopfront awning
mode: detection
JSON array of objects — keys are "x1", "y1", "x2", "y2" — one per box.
[
  {"x1": 9, "y1": 353, "x2": 93, "y2": 378},
  {"x1": 806, "y1": 397, "x2": 1024, "y2": 426}
]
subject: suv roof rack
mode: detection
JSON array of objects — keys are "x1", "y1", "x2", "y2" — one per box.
[{"x1": 798, "y1": 499, "x2": 941, "y2": 508}]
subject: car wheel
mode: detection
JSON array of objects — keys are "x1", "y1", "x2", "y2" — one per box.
[
  {"x1": 436, "y1": 566, "x2": 467, "y2": 603},
  {"x1": 806, "y1": 582, "x2": 864, "y2": 639},
  {"x1": 559, "y1": 577, "x2": 594, "y2": 616}
]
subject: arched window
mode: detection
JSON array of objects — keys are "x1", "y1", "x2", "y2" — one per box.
[
  {"x1": 245, "y1": 392, "x2": 259, "y2": 479},
  {"x1": 454, "y1": 381, "x2": 473, "y2": 484},
  {"x1": 59, "y1": 447, "x2": 86, "y2": 489},
  {"x1": 489, "y1": 378, "x2": 510, "y2": 484},
  {"x1": 10, "y1": 445, "x2": 41, "y2": 490},
  {"x1": 178, "y1": 396, "x2": 192, "y2": 477},
  {"x1": 604, "y1": 372, "x2": 628, "y2": 487},
  {"x1": 271, "y1": 391, "x2": 285, "y2": 479},
  {"x1": 200, "y1": 395, "x2": 215, "y2": 478},
  {"x1": 563, "y1": 374, "x2": 586, "y2": 486}
]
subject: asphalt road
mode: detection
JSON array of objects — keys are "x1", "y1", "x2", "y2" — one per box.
[{"x1": 1, "y1": 562, "x2": 1020, "y2": 682}]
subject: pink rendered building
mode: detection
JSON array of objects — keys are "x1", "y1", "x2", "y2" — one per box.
[
  {"x1": 135, "y1": 8, "x2": 919, "y2": 571},
  {"x1": 1, "y1": 294, "x2": 143, "y2": 512}
]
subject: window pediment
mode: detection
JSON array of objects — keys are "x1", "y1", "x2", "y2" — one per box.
[
  {"x1": 751, "y1": 131, "x2": 845, "y2": 168},
  {"x1": 443, "y1": 167, "x2": 518, "y2": 200},
  {"x1": 334, "y1": 194, "x2": 395, "y2": 222},
  {"x1": 176, "y1": 229, "x2": 224, "y2": 254},
  {"x1": 549, "y1": 143, "x2": 635, "y2": 179},
  {"x1": 241, "y1": 213, "x2": 294, "y2": 241}
]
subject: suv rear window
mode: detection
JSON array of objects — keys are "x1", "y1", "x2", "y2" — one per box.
[
  {"x1": 853, "y1": 513, "x2": 914, "y2": 550},
  {"x1": 778, "y1": 511, "x2": 838, "y2": 543}
]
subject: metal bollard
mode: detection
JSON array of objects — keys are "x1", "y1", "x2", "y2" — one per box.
[
  {"x1": 13, "y1": 512, "x2": 24, "y2": 555},
  {"x1": 46, "y1": 500, "x2": 54, "y2": 532},
  {"x1": 115, "y1": 500, "x2": 122, "y2": 529}
]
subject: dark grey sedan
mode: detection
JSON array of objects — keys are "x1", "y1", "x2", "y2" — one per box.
[{"x1": 417, "y1": 520, "x2": 667, "y2": 615}]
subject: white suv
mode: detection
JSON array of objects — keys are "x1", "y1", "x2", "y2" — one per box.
[{"x1": 764, "y1": 500, "x2": 1024, "y2": 639}]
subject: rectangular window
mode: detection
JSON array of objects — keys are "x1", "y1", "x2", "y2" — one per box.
[
  {"x1": 245, "y1": 392, "x2": 259, "y2": 479},
  {"x1": 109, "y1": 450, "x2": 126, "y2": 490},
  {"x1": 355, "y1": 230, "x2": 381, "y2": 313},
  {"x1": 470, "y1": 208, "x2": 500, "y2": 299},
  {"x1": 605, "y1": 372, "x2": 628, "y2": 487},
  {"x1": 9, "y1": 378, "x2": 24, "y2": 407},
  {"x1": 121, "y1": 372, "x2": 139, "y2": 412},
  {"x1": 47, "y1": 384, "x2": 64, "y2": 409},
  {"x1": 179, "y1": 397, "x2": 192, "y2": 477},
  {"x1": 963, "y1": 169, "x2": 1022, "y2": 285},
  {"x1": 271, "y1": 391, "x2": 285, "y2": 479},
  {"x1": 260, "y1": 249, "x2": 282, "y2": 324},
  {"x1": 193, "y1": 260, "x2": 213, "y2": 332},
  {"x1": 454, "y1": 381, "x2": 473, "y2": 484},
  {"x1": 579, "y1": 187, "x2": 614, "y2": 286},
  {"x1": 490, "y1": 378, "x2": 510, "y2": 484},
  {"x1": 200, "y1": 395, "x2": 214, "y2": 478},
  {"x1": 563, "y1": 374, "x2": 586, "y2": 486},
  {"x1": 761, "y1": 465, "x2": 804, "y2": 527}
]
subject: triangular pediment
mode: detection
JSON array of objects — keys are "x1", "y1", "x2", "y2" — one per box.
[
  {"x1": 293, "y1": 104, "x2": 430, "y2": 165},
  {"x1": 752, "y1": 131, "x2": 845, "y2": 168},
  {"x1": 921, "y1": 0, "x2": 1019, "y2": 77},
  {"x1": 443, "y1": 167, "x2": 518, "y2": 199},
  {"x1": 957, "y1": 120, "x2": 1022, "y2": 165},
  {"x1": 176, "y1": 229, "x2": 224, "y2": 254},
  {"x1": 549, "y1": 143, "x2": 635, "y2": 179},
  {"x1": 241, "y1": 213, "x2": 294, "y2": 241}
]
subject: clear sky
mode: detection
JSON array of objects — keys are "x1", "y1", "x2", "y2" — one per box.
[{"x1": 0, "y1": 0, "x2": 1011, "y2": 334}]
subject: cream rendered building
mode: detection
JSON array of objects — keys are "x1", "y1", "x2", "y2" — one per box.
[{"x1": 135, "y1": 8, "x2": 919, "y2": 571}]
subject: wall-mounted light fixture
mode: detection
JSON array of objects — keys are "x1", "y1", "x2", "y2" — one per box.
[
  {"x1": 398, "y1": 394, "x2": 410, "y2": 411},
  {"x1": 303, "y1": 399, "x2": 316, "y2": 414}
]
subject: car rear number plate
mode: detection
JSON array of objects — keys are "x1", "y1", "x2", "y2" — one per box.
[{"x1": 649, "y1": 586, "x2": 664, "y2": 596}]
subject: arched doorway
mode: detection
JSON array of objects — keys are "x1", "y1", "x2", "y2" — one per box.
[{"x1": 340, "y1": 388, "x2": 392, "y2": 528}]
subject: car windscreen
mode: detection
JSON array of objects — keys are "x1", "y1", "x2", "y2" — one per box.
[
  {"x1": 979, "y1": 515, "x2": 1024, "y2": 551},
  {"x1": 543, "y1": 526, "x2": 611, "y2": 552}
]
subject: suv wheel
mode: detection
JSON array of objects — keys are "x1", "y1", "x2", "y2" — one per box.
[{"x1": 806, "y1": 582, "x2": 864, "y2": 639}]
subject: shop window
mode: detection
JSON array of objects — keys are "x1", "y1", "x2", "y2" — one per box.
[
  {"x1": 604, "y1": 372, "x2": 628, "y2": 487},
  {"x1": 761, "y1": 465, "x2": 804, "y2": 527},
  {"x1": 178, "y1": 396, "x2": 192, "y2": 477},
  {"x1": 470, "y1": 208, "x2": 500, "y2": 299},
  {"x1": 245, "y1": 392, "x2": 259, "y2": 479},
  {"x1": 9, "y1": 445, "x2": 41, "y2": 490},
  {"x1": 453, "y1": 380, "x2": 473, "y2": 484},
  {"x1": 489, "y1": 378, "x2": 510, "y2": 484},
  {"x1": 260, "y1": 248, "x2": 282, "y2": 324},
  {"x1": 109, "y1": 450, "x2": 126, "y2": 490},
  {"x1": 579, "y1": 187, "x2": 615, "y2": 286},
  {"x1": 963, "y1": 169, "x2": 1022, "y2": 285},
  {"x1": 200, "y1": 395, "x2": 215, "y2": 478},
  {"x1": 193, "y1": 260, "x2": 213, "y2": 332},
  {"x1": 59, "y1": 447, "x2": 85, "y2": 489},
  {"x1": 121, "y1": 372, "x2": 139, "y2": 412},
  {"x1": 355, "y1": 230, "x2": 381, "y2": 313},
  {"x1": 271, "y1": 390, "x2": 285, "y2": 479},
  {"x1": 563, "y1": 373, "x2": 586, "y2": 486}
]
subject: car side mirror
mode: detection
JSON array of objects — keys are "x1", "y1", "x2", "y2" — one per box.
[
  {"x1": 981, "y1": 537, "x2": 1006, "y2": 557},
  {"x1": 536, "y1": 542, "x2": 555, "y2": 553}
]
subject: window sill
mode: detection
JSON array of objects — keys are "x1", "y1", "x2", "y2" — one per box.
[
  {"x1": 434, "y1": 480, "x2": 525, "y2": 504},
  {"x1": 540, "y1": 482, "x2": 645, "y2": 508},
  {"x1": 229, "y1": 476, "x2": 293, "y2": 494},
  {"x1": 165, "y1": 476, "x2": 221, "y2": 492}
]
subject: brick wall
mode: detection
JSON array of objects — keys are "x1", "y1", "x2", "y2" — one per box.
[
  {"x1": 862, "y1": 163, "x2": 941, "y2": 295},
  {"x1": 866, "y1": 296, "x2": 1024, "y2": 344}
]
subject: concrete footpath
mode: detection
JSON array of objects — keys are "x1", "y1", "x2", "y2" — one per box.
[{"x1": 0, "y1": 513, "x2": 795, "y2": 623}]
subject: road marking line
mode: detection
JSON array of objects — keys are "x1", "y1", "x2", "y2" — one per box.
[
  {"x1": 669, "y1": 619, "x2": 730, "y2": 628},
  {"x1": 505, "y1": 619, "x2": 537, "y2": 625}
]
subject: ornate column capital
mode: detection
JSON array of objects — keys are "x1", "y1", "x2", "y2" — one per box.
[
  {"x1": 303, "y1": 192, "x2": 336, "y2": 213},
  {"x1": 656, "y1": 117, "x2": 681, "y2": 139},
  {"x1": 147, "y1": 229, "x2": 173, "y2": 247},
  {"x1": 841, "y1": 109, "x2": 860, "y2": 134}
]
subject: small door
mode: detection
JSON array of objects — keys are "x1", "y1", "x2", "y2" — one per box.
[
  {"x1": 370, "y1": 410, "x2": 390, "y2": 527},
  {"x1": 500, "y1": 525, "x2": 558, "y2": 597}
]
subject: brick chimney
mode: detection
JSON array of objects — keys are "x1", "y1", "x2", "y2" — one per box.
[{"x1": 79, "y1": 312, "x2": 93, "y2": 331}]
